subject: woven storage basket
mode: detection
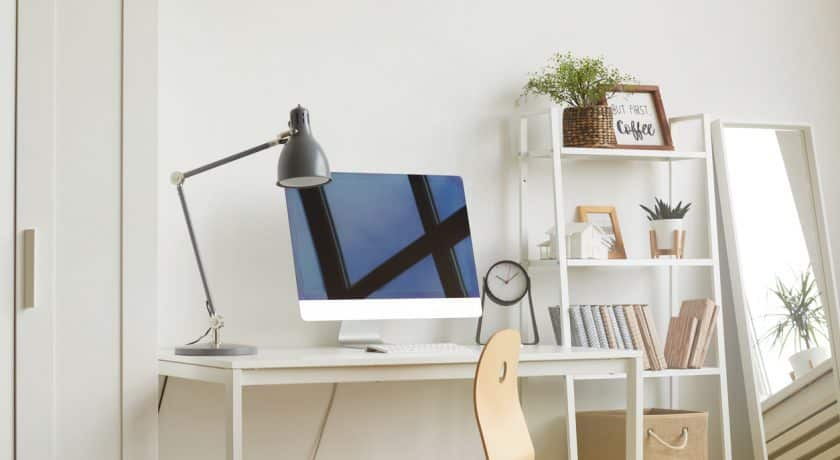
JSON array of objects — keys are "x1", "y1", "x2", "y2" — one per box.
[
  {"x1": 577, "y1": 409, "x2": 708, "y2": 459},
  {"x1": 563, "y1": 106, "x2": 616, "y2": 147}
]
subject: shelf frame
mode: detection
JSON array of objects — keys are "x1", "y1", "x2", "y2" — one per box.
[{"x1": 515, "y1": 109, "x2": 733, "y2": 459}]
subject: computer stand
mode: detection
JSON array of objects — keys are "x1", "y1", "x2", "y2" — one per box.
[{"x1": 338, "y1": 320, "x2": 385, "y2": 348}]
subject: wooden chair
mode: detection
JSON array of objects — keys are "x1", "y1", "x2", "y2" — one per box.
[{"x1": 473, "y1": 329, "x2": 535, "y2": 460}]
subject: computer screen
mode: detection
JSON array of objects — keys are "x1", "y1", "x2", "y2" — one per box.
[{"x1": 285, "y1": 172, "x2": 480, "y2": 311}]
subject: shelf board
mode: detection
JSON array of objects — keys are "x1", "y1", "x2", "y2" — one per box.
[
  {"x1": 526, "y1": 259, "x2": 562, "y2": 268},
  {"x1": 568, "y1": 258, "x2": 714, "y2": 267},
  {"x1": 521, "y1": 147, "x2": 707, "y2": 161},
  {"x1": 575, "y1": 367, "x2": 722, "y2": 380},
  {"x1": 528, "y1": 258, "x2": 714, "y2": 268}
]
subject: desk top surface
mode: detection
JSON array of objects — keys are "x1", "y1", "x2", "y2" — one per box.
[{"x1": 158, "y1": 345, "x2": 640, "y2": 370}]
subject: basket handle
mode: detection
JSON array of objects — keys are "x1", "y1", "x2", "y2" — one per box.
[{"x1": 647, "y1": 427, "x2": 689, "y2": 450}]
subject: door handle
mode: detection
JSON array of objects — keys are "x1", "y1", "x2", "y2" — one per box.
[{"x1": 23, "y1": 228, "x2": 35, "y2": 308}]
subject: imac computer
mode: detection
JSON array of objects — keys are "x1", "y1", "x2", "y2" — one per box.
[{"x1": 285, "y1": 172, "x2": 481, "y2": 348}]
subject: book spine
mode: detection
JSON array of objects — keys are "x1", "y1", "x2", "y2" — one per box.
[
  {"x1": 614, "y1": 305, "x2": 633, "y2": 351},
  {"x1": 600, "y1": 306, "x2": 617, "y2": 349},
  {"x1": 633, "y1": 304, "x2": 659, "y2": 370},
  {"x1": 663, "y1": 317, "x2": 681, "y2": 368},
  {"x1": 548, "y1": 306, "x2": 565, "y2": 346},
  {"x1": 569, "y1": 305, "x2": 588, "y2": 347},
  {"x1": 692, "y1": 304, "x2": 719, "y2": 368},
  {"x1": 581, "y1": 305, "x2": 600, "y2": 348},
  {"x1": 682, "y1": 318, "x2": 699, "y2": 369},
  {"x1": 680, "y1": 298, "x2": 716, "y2": 369},
  {"x1": 606, "y1": 306, "x2": 624, "y2": 349},
  {"x1": 642, "y1": 305, "x2": 667, "y2": 370},
  {"x1": 623, "y1": 305, "x2": 651, "y2": 370},
  {"x1": 565, "y1": 308, "x2": 578, "y2": 347},
  {"x1": 591, "y1": 306, "x2": 609, "y2": 348}
]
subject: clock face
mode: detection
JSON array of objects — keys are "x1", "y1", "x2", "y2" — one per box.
[{"x1": 485, "y1": 261, "x2": 529, "y2": 305}]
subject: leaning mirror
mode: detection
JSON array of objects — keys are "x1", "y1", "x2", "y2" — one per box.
[{"x1": 713, "y1": 122, "x2": 840, "y2": 459}]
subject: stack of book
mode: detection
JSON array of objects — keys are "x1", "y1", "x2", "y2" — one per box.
[
  {"x1": 563, "y1": 304, "x2": 667, "y2": 371},
  {"x1": 663, "y1": 298, "x2": 719, "y2": 369}
]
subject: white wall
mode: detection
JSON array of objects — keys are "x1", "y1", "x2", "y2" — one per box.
[{"x1": 158, "y1": 1, "x2": 840, "y2": 458}]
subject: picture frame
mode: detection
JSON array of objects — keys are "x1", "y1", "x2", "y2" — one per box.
[
  {"x1": 576, "y1": 206, "x2": 626, "y2": 259},
  {"x1": 603, "y1": 85, "x2": 674, "y2": 151}
]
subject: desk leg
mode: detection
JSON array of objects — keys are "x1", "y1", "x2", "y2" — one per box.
[
  {"x1": 560, "y1": 375, "x2": 578, "y2": 460},
  {"x1": 225, "y1": 370, "x2": 243, "y2": 460},
  {"x1": 626, "y1": 357, "x2": 643, "y2": 460}
]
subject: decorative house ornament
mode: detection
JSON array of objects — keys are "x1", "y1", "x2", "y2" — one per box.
[
  {"x1": 565, "y1": 222, "x2": 609, "y2": 260},
  {"x1": 521, "y1": 53, "x2": 633, "y2": 148},
  {"x1": 539, "y1": 226, "x2": 560, "y2": 260},
  {"x1": 537, "y1": 240, "x2": 553, "y2": 260},
  {"x1": 605, "y1": 85, "x2": 674, "y2": 150}
]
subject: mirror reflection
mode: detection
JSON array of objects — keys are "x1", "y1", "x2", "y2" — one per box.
[{"x1": 723, "y1": 127, "x2": 830, "y2": 397}]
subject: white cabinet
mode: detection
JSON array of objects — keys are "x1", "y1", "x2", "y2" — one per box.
[{"x1": 5, "y1": 1, "x2": 158, "y2": 459}]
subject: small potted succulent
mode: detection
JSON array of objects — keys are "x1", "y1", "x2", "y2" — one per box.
[
  {"x1": 763, "y1": 270, "x2": 829, "y2": 378},
  {"x1": 640, "y1": 198, "x2": 691, "y2": 253},
  {"x1": 522, "y1": 53, "x2": 633, "y2": 147}
]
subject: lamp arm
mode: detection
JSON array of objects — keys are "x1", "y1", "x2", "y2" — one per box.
[
  {"x1": 175, "y1": 184, "x2": 218, "y2": 316},
  {"x1": 171, "y1": 131, "x2": 291, "y2": 320},
  {"x1": 172, "y1": 130, "x2": 291, "y2": 184}
]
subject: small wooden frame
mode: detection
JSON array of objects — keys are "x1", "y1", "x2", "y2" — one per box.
[
  {"x1": 649, "y1": 230, "x2": 686, "y2": 259},
  {"x1": 603, "y1": 85, "x2": 674, "y2": 151},
  {"x1": 577, "y1": 206, "x2": 626, "y2": 259}
]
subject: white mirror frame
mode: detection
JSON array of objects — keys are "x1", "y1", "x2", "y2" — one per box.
[{"x1": 712, "y1": 121, "x2": 840, "y2": 459}]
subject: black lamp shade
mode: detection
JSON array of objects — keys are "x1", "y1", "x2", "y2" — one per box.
[{"x1": 276, "y1": 106, "x2": 331, "y2": 188}]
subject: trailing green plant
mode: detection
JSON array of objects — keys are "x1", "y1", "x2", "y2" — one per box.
[
  {"x1": 763, "y1": 270, "x2": 827, "y2": 356},
  {"x1": 521, "y1": 53, "x2": 633, "y2": 107},
  {"x1": 639, "y1": 198, "x2": 691, "y2": 221}
]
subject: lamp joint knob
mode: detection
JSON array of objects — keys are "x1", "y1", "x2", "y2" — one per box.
[{"x1": 170, "y1": 171, "x2": 185, "y2": 186}]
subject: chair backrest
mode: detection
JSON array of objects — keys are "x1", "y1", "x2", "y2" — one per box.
[{"x1": 473, "y1": 329, "x2": 535, "y2": 460}]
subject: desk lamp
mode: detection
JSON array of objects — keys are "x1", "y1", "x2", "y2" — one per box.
[{"x1": 171, "y1": 105, "x2": 330, "y2": 356}]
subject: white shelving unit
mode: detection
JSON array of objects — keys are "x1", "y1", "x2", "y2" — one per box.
[{"x1": 516, "y1": 108, "x2": 732, "y2": 459}]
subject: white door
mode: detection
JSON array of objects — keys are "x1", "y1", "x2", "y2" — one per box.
[{"x1": 14, "y1": 0, "x2": 125, "y2": 458}]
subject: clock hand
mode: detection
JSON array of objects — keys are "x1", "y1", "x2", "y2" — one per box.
[
  {"x1": 495, "y1": 275, "x2": 508, "y2": 284},
  {"x1": 508, "y1": 272, "x2": 520, "y2": 282}
]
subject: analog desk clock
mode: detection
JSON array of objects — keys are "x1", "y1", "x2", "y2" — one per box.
[{"x1": 475, "y1": 260, "x2": 539, "y2": 345}]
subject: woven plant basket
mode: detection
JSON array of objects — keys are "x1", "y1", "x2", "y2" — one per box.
[{"x1": 563, "y1": 106, "x2": 616, "y2": 147}]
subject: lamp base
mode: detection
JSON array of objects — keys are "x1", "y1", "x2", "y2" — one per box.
[{"x1": 175, "y1": 343, "x2": 257, "y2": 356}]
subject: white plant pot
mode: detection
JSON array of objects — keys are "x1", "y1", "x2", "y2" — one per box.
[
  {"x1": 650, "y1": 219, "x2": 684, "y2": 250},
  {"x1": 789, "y1": 347, "x2": 830, "y2": 378}
]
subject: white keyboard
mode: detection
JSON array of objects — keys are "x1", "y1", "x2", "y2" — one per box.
[{"x1": 365, "y1": 343, "x2": 472, "y2": 354}]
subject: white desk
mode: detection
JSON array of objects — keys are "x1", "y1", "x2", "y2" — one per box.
[{"x1": 159, "y1": 346, "x2": 643, "y2": 460}]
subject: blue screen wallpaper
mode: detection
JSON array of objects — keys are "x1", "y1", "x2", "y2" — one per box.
[{"x1": 285, "y1": 173, "x2": 480, "y2": 300}]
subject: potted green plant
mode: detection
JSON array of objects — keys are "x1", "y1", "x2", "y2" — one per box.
[
  {"x1": 522, "y1": 53, "x2": 633, "y2": 147},
  {"x1": 763, "y1": 270, "x2": 829, "y2": 378},
  {"x1": 640, "y1": 197, "x2": 691, "y2": 254}
]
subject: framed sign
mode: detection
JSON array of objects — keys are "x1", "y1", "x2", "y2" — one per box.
[
  {"x1": 604, "y1": 85, "x2": 674, "y2": 150},
  {"x1": 576, "y1": 205, "x2": 626, "y2": 259}
]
